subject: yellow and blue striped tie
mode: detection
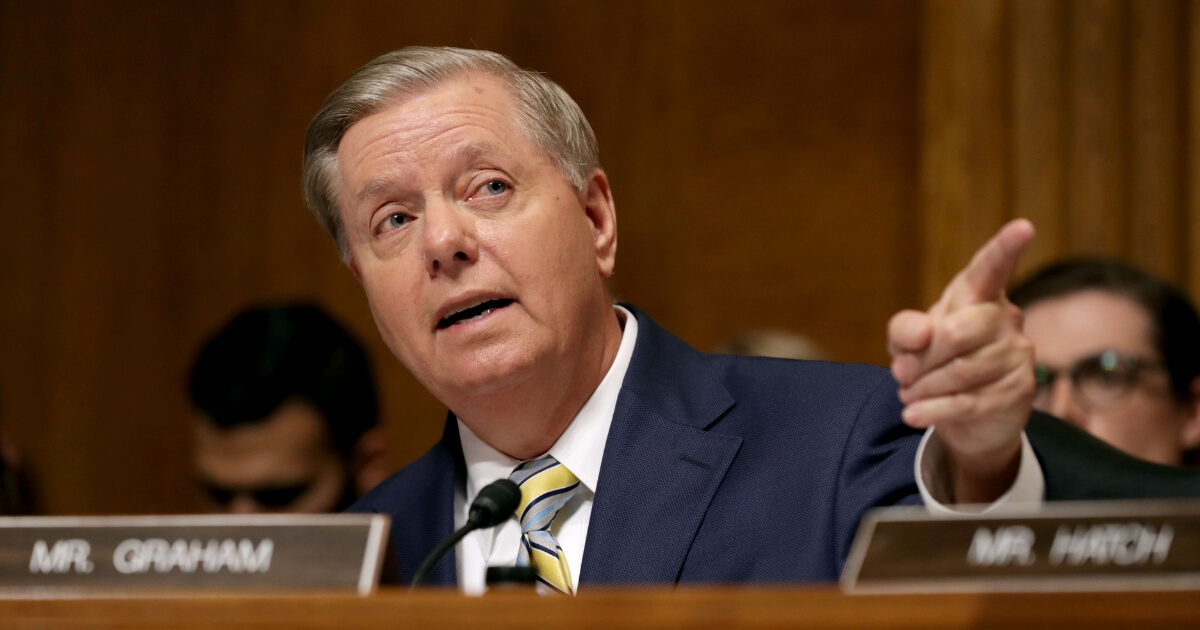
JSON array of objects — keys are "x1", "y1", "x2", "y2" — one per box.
[{"x1": 510, "y1": 455, "x2": 580, "y2": 595}]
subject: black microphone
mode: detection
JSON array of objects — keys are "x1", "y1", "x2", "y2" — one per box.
[{"x1": 409, "y1": 478, "x2": 521, "y2": 590}]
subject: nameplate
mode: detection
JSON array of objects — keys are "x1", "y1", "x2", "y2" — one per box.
[
  {"x1": 841, "y1": 500, "x2": 1200, "y2": 593},
  {"x1": 0, "y1": 514, "x2": 389, "y2": 597}
]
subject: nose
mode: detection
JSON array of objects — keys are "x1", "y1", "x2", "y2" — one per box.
[
  {"x1": 1046, "y1": 377, "x2": 1087, "y2": 428},
  {"x1": 227, "y1": 495, "x2": 262, "y2": 515},
  {"x1": 422, "y1": 197, "x2": 477, "y2": 278}
]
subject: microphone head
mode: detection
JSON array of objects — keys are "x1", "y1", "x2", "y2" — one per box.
[{"x1": 469, "y1": 479, "x2": 521, "y2": 527}]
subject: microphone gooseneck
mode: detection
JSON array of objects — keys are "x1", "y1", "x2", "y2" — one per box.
[
  {"x1": 409, "y1": 478, "x2": 521, "y2": 590},
  {"x1": 468, "y1": 478, "x2": 522, "y2": 528}
]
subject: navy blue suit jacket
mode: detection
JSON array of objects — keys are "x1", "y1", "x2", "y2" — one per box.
[{"x1": 350, "y1": 305, "x2": 925, "y2": 587}]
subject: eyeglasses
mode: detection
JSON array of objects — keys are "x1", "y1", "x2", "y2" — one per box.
[
  {"x1": 201, "y1": 481, "x2": 315, "y2": 511},
  {"x1": 1032, "y1": 350, "x2": 1163, "y2": 411}
]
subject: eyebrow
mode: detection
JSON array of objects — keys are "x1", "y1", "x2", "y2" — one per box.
[
  {"x1": 353, "y1": 141, "x2": 504, "y2": 203},
  {"x1": 354, "y1": 177, "x2": 391, "y2": 204}
]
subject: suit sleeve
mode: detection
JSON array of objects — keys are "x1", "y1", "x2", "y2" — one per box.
[{"x1": 830, "y1": 373, "x2": 924, "y2": 575}]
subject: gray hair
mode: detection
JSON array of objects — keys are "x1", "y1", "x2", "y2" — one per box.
[{"x1": 302, "y1": 47, "x2": 601, "y2": 254}]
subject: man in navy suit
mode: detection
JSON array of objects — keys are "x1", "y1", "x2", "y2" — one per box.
[{"x1": 301, "y1": 47, "x2": 1041, "y2": 592}]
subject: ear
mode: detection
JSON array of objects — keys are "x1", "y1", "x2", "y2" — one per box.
[
  {"x1": 343, "y1": 251, "x2": 364, "y2": 284},
  {"x1": 580, "y1": 168, "x2": 618, "y2": 278},
  {"x1": 1179, "y1": 377, "x2": 1200, "y2": 451},
  {"x1": 1175, "y1": 376, "x2": 1200, "y2": 453},
  {"x1": 350, "y1": 428, "x2": 391, "y2": 496}
]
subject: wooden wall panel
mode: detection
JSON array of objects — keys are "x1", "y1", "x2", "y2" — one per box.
[
  {"x1": 0, "y1": 1, "x2": 921, "y2": 514},
  {"x1": 921, "y1": 0, "x2": 1011, "y2": 306},
  {"x1": 621, "y1": 2, "x2": 919, "y2": 361},
  {"x1": 922, "y1": 0, "x2": 1198, "y2": 301},
  {"x1": 1128, "y1": 0, "x2": 1184, "y2": 278},
  {"x1": 1012, "y1": 0, "x2": 1067, "y2": 271},
  {"x1": 1189, "y1": 2, "x2": 1200, "y2": 303},
  {"x1": 1067, "y1": 0, "x2": 1128, "y2": 256}
]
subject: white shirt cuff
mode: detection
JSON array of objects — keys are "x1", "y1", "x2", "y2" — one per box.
[{"x1": 915, "y1": 427, "x2": 1044, "y2": 515}]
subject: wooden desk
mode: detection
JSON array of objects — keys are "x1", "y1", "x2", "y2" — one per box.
[{"x1": 3, "y1": 587, "x2": 1199, "y2": 629}]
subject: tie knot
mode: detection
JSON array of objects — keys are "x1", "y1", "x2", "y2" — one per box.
[{"x1": 509, "y1": 455, "x2": 580, "y2": 533}]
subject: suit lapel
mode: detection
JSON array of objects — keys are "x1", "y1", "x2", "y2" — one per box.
[
  {"x1": 580, "y1": 306, "x2": 742, "y2": 586},
  {"x1": 388, "y1": 416, "x2": 463, "y2": 587}
]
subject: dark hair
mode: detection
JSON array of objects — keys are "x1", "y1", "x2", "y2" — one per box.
[
  {"x1": 1010, "y1": 259, "x2": 1200, "y2": 402},
  {"x1": 187, "y1": 303, "x2": 378, "y2": 459}
]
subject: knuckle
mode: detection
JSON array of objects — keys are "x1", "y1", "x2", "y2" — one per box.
[
  {"x1": 891, "y1": 355, "x2": 907, "y2": 373},
  {"x1": 942, "y1": 316, "x2": 972, "y2": 348},
  {"x1": 979, "y1": 304, "x2": 1005, "y2": 334},
  {"x1": 1007, "y1": 302, "x2": 1024, "y2": 325},
  {"x1": 1012, "y1": 335, "x2": 1035, "y2": 360},
  {"x1": 948, "y1": 357, "x2": 973, "y2": 382},
  {"x1": 955, "y1": 392, "x2": 980, "y2": 417},
  {"x1": 1014, "y1": 368, "x2": 1036, "y2": 397}
]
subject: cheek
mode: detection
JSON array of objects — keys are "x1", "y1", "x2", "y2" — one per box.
[
  {"x1": 359, "y1": 263, "x2": 424, "y2": 351},
  {"x1": 1090, "y1": 413, "x2": 1141, "y2": 441},
  {"x1": 1145, "y1": 398, "x2": 1190, "y2": 433},
  {"x1": 520, "y1": 210, "x2": 598, "y2": 280},
  {"x1": 1101, "y1": 396, "x2": 1179, "y2": 442},
  {"x1": 296, "y1": 465, "x2": 347, "y2": 512}
]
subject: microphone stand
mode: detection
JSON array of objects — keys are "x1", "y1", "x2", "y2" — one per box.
[{"x1": 409, "y1": 479, "x2": 521, "y2": 591}]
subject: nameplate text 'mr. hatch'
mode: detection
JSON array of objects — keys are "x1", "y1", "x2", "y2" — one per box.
[{"x1": 841, "y1": 500, "x2": 1200, "y2": 593}]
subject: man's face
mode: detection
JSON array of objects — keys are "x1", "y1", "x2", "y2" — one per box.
[
  {"x1": 1023, "y1": 290, "x2": 1198, "y2": 466},
  {"x1": 193, "y1": 401, "x2": 350, "y2": 513},
  {"x1": 335, "y1": 74, "x2": 616, "y2": 409}
]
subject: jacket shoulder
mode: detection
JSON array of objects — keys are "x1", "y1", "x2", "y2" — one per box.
[
  {"x1": 348, "y1": 435, "x2": 458, "y2": 515},
  {"x1": 705, "y1": 354, "x2": 896, "y2": 407}
]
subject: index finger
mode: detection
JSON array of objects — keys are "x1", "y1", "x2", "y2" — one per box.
[{"x1": 946, "y1": 218, "x2": 1035, "y2": 309}]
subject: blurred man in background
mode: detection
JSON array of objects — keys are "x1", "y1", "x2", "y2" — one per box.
[
  {"x1": 187, "y1": 303, "x2": 389, "y2": 513},
  {"x1": 1011, "y1": 259, "x2": 1200, "y2": 467},
  {"x1": 0, "y1": 392, "x2": 35, "y2": 515},
  {"x1": 713, "y1": 329, "x2": 829, "y2": 361}
]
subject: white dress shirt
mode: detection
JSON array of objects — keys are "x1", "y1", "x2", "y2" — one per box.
[
  {"x1": 916, "y1": 426, "x2": 1043, "y2": 513},
  {"x1": 454, "y1": 305, "x2": 1043, "y2": 594},
  {"x1": 456, "y1": 306, "x2": 638, "y2": 595}
]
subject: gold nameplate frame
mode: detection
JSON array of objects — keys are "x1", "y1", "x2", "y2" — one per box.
[{"x1": 0, "y1": 514, "x2": 389, "y2": 597}]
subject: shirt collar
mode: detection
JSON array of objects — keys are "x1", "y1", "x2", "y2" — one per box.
[{"x1": 460, "y1": 304, "x2": 639, "y2": 497}]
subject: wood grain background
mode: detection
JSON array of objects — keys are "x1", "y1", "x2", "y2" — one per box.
[{"x1": 1, "y1": 0, "x2": 1196, "y2": 515}]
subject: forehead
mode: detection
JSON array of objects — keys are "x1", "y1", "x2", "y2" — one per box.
[
  {"x1": 193, "y1": 401, "x2": 337, "y2": 482},
  {"x1": 337, "y1": 73, "x2": 533, "y2": 184},
  {"x1": 1023, "y1": 290, "x2": 1156, "y2": 364}
]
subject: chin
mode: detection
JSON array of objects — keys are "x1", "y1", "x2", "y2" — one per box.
[{"x1": 437, "y1": 348, "x2": 541, "y2": 399}]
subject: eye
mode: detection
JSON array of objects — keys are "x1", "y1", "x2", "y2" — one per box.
[
  {"x1": 202, "y1": 483, "x2": 234, "y2": 506},
  {"x1": 1033, "y1": 365, "x2": 1055, "y2": 389},
  {"x1": 1078, "y1": 356, "x2": 1134, "y2": 389},
  {"x1": 378, "y1": 212, "x2": 411, "y2": 233},
  {"x1": 469, "y1": 178, "x2": 509, "y2": 200},
  {"x1": 1092, "y1": 369, "x2": 1124, "y2": 387}
]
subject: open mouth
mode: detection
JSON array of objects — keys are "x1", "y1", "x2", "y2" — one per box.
[{"x1": 437, "y1": 299, "x2": 515, "y2": 329}]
